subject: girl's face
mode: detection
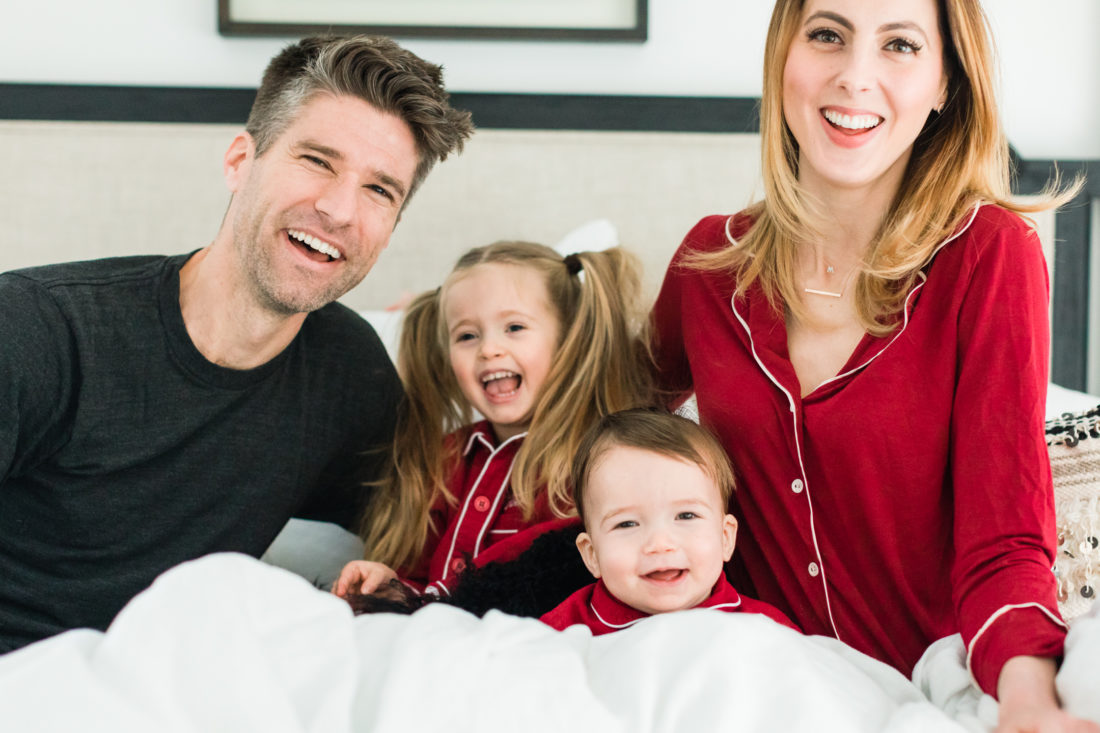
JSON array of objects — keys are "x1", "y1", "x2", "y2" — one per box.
[
  {"x1": 442, "y1": 262, "x2": 561, "y2": 441},
  {"x1": 782, "y1": 0, "x2": 947, "y2": 200}
]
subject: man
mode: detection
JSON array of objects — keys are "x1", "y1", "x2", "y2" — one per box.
[{"x1": 0, "y1": 35, "x2": 473, "y2": 653}]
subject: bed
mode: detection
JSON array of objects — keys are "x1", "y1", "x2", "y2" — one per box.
[{"x1": 2, "y1": 106, "x2": 1099, "y2": 731}]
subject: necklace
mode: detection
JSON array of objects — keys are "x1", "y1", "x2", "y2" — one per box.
[
  {"x1": 804, "y1": 286, "x2": 842, "y2": 298},
  {"x1": 803, "y1": 264, "x2": 850, "y2": 298}
]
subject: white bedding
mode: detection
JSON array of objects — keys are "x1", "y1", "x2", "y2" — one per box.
[
  {"x1": 1, "y1": 554, "x2": 1094, "y2": 732},
  {"x1": 0, "y1": 553, "x2": 954, "y2": 732}
]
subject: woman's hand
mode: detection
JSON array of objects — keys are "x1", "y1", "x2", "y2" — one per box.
[
  {"x1": 995, "y1": 656, "x2": 1100, "y2": 733},
  {"x1": 332, "y1": 560, "x2": 398, "y2": 598}
]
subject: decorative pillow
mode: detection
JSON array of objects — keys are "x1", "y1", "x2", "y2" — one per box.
[{"x1": 1046, "y1": 404, "x2": 1100, "y2": 623}]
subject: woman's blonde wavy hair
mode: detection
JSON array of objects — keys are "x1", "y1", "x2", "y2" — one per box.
[
  {"x1": 361, "y1": 241, "x2": 654, "y2": 570},
  {"x1": 696, "y1": 0, "x2": 1080, "y2": 334}
]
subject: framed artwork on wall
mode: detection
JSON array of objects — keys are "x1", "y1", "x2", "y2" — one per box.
[{"x1": 218, "y1": 0, "x2": 647, "y2": 42}]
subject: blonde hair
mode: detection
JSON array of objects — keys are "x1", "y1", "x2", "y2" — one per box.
[
  {"x1": 361, "y1": 241, "x2": 654, "y2": 570},
  {"x1": 696, "y1": 0, "x2": 1080, "y2": 334},
  {"x1": 570, "y1": 408, "x2": 736, "y2": 528}
]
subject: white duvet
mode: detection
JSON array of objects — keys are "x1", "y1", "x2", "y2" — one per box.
[{"x1": 0, "y1": 553, "x2": 1096, "y2": 733}]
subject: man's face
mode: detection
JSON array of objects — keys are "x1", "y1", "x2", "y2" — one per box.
[{"x1": 223, "y1": 92, "x2": 419, "y2": 314}]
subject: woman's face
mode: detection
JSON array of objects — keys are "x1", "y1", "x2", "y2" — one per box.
[{"x1": 782, "y1": 0, "x2": 948, "y2": 200}]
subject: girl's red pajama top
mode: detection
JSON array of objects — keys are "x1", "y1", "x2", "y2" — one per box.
[
  {"x1": 650, "y1": 205, "x2": 1066, "y2": 695},
  {"x1": 401, "y1": 421, "x2": 557, "y2": 596}
]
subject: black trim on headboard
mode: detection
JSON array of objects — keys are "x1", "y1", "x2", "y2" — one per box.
[
  {"x1": 1015, "y1": 155, "x2": 1096, "y2": 390},
  {"x1": 1, "y1": 82, "x2": 1093, "y2": 390},
  {"x1": 0, "y1": 83, "x2": 760, "y2": 133}
]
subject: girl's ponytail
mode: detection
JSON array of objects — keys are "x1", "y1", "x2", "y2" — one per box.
[
  {"x1": 361, "y1": 289, "x2": 468, "y2": 570},
  {"x1": 510, "y1": 246, "x2": 655, "y2": 518}
]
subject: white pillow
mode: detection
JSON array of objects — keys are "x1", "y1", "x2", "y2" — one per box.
[
  {"x1": 552, "y1": 218, "x2": 619, "y2": 255},
  {"x1": 1048, "y1": 383, "x2": 1100, "y2": 419},
  {"x1": 359, "y1": 309, "x2": 403, "y2": 362}
]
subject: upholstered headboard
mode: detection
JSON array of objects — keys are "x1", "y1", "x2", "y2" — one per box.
[{"x1": 0, "y1": 120, "x2": 762, "y2": 311}]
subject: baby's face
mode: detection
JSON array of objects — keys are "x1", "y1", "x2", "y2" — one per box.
[{"x1": 576, "y1": 445, "x2": 737, "y2": 616}]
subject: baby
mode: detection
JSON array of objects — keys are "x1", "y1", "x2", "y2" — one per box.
[{"x1": 541, "y1": 408, "x2": 798, "y2": 633}]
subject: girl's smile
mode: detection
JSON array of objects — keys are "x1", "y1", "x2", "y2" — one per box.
[{"x1": 480, "y1": 369, "x2": 522, "y2": 403}]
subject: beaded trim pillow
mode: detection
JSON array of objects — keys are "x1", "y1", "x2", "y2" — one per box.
[{"x1": 1046, "y1": 404, "x2": 1100, "y2": 623}]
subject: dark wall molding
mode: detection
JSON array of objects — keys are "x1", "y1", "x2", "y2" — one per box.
[
  {"x1": 0, "y1": 83, "x2": 759, "y2": 132},
  {"x1": 2, "y1": 82, "x2": 1092, "y2": 389},
  {"x1": 1015, "y1": 155, "x2": 1097, "y2": 390}
]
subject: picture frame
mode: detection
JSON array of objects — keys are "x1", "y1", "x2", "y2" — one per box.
[{"x1": 218, "y1": 0, "x2": 647, "y2": 42}]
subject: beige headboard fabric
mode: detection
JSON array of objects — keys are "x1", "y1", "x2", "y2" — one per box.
[{"x1": 1, "y1": 120, "x2": 767, "y2": 311}]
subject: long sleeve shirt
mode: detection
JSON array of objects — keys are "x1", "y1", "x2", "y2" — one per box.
[{"x1": 650, "y1": 205, "x2": 1066, "y2": 695}]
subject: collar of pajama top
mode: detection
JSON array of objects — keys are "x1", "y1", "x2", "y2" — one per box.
[
  {"x1": 590, "y1": 575, "x2": 743, "y2": 632},
  {"x1": 725, "y1": 205, "x2": 978, "y2": 409},
  {"x1": 548, "y1": 576, "x2": 744, "y2": 635},
  {"x1": 424, "y1": 421, "x2": 527, "y2": 597}
]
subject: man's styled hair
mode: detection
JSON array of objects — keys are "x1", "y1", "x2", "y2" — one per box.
[
  {"x1": 571, "y1": 408, "x2": 736, "y2": 526},
  {"x1": 245, "y1": 34, "x2": 473, "y2": 200}
]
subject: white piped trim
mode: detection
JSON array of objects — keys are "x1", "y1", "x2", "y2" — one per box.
[
  {"x1": 731, "y1": 296, "x2": 842, "y2": 641},
  {"x1": 472, "y1": 458, "x2": 519, "y2": 557},
  {"x1": 590, "y1": 603, "x2": 643, "y2": 630},
  {"x1": 806, "y1": 204, "x2": 982, "y2": 392},
  {"x1": 705, "y1": 600, "x2": 742, "y2": 611},
  {"x1": 589, "y1": 599, "x2": 743, "y2": 630},
  {"x1": 964, "y1": 602, "x2": 1068, "y2": 688},
  {"x1": 440, "y1": 430, "x2": 526, "y2": 581},
  {"x1": 724, "y1": 215, "x2": 739, "y2": 247}
]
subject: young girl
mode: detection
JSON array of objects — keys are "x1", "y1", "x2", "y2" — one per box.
[{"x1": 334, "y1": 241, "x2": 652, "y2": 599}]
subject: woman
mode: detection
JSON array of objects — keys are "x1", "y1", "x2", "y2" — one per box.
[{"x1": 651, "y1": 1, "x2": 1093, "y2": 729}]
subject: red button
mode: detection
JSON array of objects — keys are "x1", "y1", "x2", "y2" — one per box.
[
  {"x1": 450, "y1": 558, "x2": 466, "y2": 573},
  {"x1": 474, "y1": 496, "x2": 491, "y2": 512}
]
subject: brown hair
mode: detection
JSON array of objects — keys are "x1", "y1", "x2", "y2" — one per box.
[
  {"x1": 361, "y1": 242, "x2": 655, "y2": 570},
  {"x1": 694, "y1": 0, "x2": 1080, "y2": 335},
  {"x1": 570, "y1": 408, "x2": 736, "y2": 527},
  {"x1": 245, "y1": 34, "x2": 473, "y2": 201}
]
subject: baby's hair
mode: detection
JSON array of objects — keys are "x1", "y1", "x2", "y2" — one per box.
[
  {"x1": 361, "y1": 241, "x2": 654, "y2": 570},
  {"x1": 570, "y1": 408, "x2": 736, "y2": 527}
]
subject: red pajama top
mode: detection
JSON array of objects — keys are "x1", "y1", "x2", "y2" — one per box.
[
  {"x1": 540, "y1": 575, "x2": 799, "y2": 634},
  {"x1": 401, "y1": 421, "x2": 557, "y2": 596},
  {"x1": 650, "y1": 205, "x2": 1066, "y2": 695}
]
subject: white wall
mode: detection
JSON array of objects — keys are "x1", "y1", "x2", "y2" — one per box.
[{"x1": 1, "y1": 0, "x2": 1097, "y2": 159}]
